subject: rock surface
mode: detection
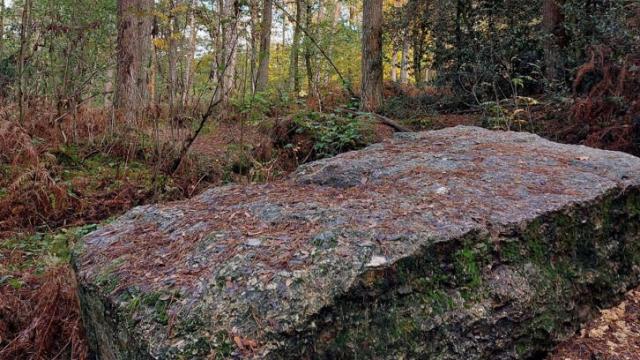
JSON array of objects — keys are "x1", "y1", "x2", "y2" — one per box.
[{"x1": 73, "y1": 126, "x2": 640, "y2": 359}]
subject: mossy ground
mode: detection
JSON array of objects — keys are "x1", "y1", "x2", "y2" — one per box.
[{"x1": 0, "y1": 224, "x2": 97, "y2": 282}]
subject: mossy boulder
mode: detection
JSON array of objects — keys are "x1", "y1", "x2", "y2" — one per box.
[{"x1": 73, "y1": 126, "x2": 640, "y2": 359}]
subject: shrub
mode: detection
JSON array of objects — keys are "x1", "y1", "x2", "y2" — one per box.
[{"x1": 292, "y1": 111, "x2": 372, "y2": 159}]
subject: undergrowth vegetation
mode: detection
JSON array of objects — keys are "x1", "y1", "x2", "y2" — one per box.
[
  {"x1": 0, "y1": 225, "x2": 96, "y2": 360},
  {"x1": 291, "y1": 111, "x2": 373, "y2": 158}
]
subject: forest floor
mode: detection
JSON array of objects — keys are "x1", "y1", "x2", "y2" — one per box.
[
  {"x1": 1, "y1": 89, "x2": 639, "y2": 358},
  {"x1": 550, "y1": 288, "x2": 640, "y2": 359}
]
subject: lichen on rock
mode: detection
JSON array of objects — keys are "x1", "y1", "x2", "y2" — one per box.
[{"x1": 73, "y1": 126, "x2": 640, "y2": 359}]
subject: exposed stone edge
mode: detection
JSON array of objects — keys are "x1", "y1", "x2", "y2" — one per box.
[
  {"x1": 74, "y1": 184, "x2": 640, "y2": 359},
  {"x1": 264, "y1": 185, "x2": 640, "y2": 359}
]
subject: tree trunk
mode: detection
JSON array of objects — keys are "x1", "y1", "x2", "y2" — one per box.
[
  {"x1": 168, "y1": 2, "x2": 179, "y2": 121},
  {"x1": 0, "y1": 0, "x2": 5, "y2": 56},
  {"x1": 454, "y1": 0, "x2": 463, "y2": 71},
  {"x1": 542, "y1": 0, "x2": 565, "y2": 85},
  {"x1": 288, "y1": 0, "x2": 302, "y2": 93},
  {"x1": 249, "y1": 0, "x2": 259, "y2": 93},
  {"x1": 322, "y1": 0, "x2": 340, "y2": 85},
  {"x1": 105, "y1": 69, "x2": 114, "y2": 107},
  {"x1": 400, "y1": 33, "x2": 409, "y2": 84},
  {"x1": 115, "y1": 0, "x2": 153, "y2": 126},
  {"x1": 314, "y1": 0, "x2": 323, "y2": 87},
  {"x1": 360, "y1": 0, "x2": 383, "y2": 112},
  {"x1": 412, "y1": 29, "x2": 425, "y2": 86},
  {"x1": 304, "y1": 0, "x2": 315, "y2": 98},
  {"x1": 17, "y1": 0, "x2": 32, "y2": 124},
  {"x1": 183, "y1": 1, "x2": 198, "y2": 107},
  {"x1": 391, "y1": 49, "x2": 398, "y2": 82},
  {"x1": 150, "y1": 45, "x2": 159, "y2": 105},
  {"x1": 216, "y1": 0, "x2": 239, "y2": 104},
  {"x1": 349, "y1": 4, "x2": 357, "y2": 26},
  {"x1": 255, "y1": 0, "x2": 272, "y2": 92},
  {"x1": 139, "y1": 1, "x2": 154, "y2": 108}
]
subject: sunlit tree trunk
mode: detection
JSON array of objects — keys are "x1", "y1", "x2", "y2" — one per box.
[
  {"x1": 543, "y1": 0, "x2": 565, "y2": 85},
  {"x1": 288, "y1": 0, "x2": 302, "y2": 93},
  {"x1": 391, "y1": 49, "x2": 398, "y2": 82},
  {"x1": 349, "y1": 4, "x2": 357, "y2": 26},
  {"x1": 400, "y1": 33, "x2": 409, "y2": 84},
  {"x1": 360, "y1": 0, "x2": 383, "y2": 111},
  {"x1": 115, "y1": 0, "x2": 153, "y2": 125},
  {"x1": 255, "y1": 0, "x2": 272, "y2": 92}
]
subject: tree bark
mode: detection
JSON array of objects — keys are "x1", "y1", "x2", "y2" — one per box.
[
  {"x1": 400, "y1": 32, "x2": 409, "y2": 84},
  {"x1": 454, "y1": 0, "x2": 463, "y2": 71},
  {"x1": 17, "y1": 0, "x2": 32, "y2": 124},
  {"x1": 216, "y1": 0, "x2": 239, "y2": 104},
  {"x1": 288, "y1": 0, "x2": 303, "y2": 93},
  {"x1": 105, "y1": 69, "x2": 114, "y2": 107},
  {"x1": 0, "y1": 0, "x2": 5, "y2": 56},
  {"x1": 360, "y1": 0, "x2": 383, "y2": 112},
  {"x1": 322, "y1": 0, "x2": 340, "y2": 85},
  {"x1": 150, "y1": 45, "x2": 159, "y2": 105},
  {"x1": 249, "y1": 0, "x2": 260, "y2": 93},
  {"x1": 168, "y1": 1, "x2": 179, "y2": 120},
  {"x1": 303, "y1": 0, "x2": 314, "y2": 94},
  {"x1": 391, "y1": 49, "x2": 398, "y2": 82},
  {"x1": 115, "y1": 0, "x2": 153, "y2": 126},
  {"x1": 542, "y1": 0, "x2": 565, "y2": 85},
  {"x1": 183, "y1": 0, "x2": 198, "y2": 107},
  {"x1": 349, "y1": 4, "x2": 357, "y2": 26},
  {"x1": 412, "y1": 28, "x2": 425, "y2": 86},
  {"x1": 255, "y1": 0, "x2": 272, "y2": 92}
]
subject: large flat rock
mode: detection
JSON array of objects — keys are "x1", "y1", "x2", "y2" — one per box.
[{"x1": 73, "y1": 126, "x2": 640, "y2": 359}]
